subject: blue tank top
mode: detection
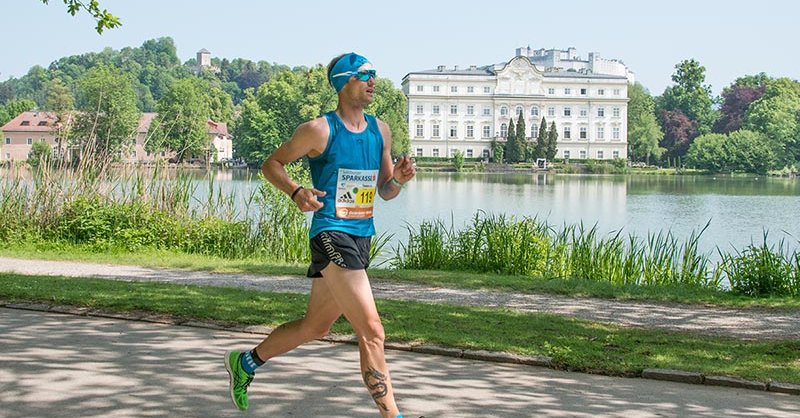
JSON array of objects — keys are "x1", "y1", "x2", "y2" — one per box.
[{"x1": 308, "y1": 111, "x2": 384, "y2": 238}]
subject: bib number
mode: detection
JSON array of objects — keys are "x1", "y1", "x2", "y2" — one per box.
[{"x1": 335, "y1": 169, "x2": 379, "y2": 219}]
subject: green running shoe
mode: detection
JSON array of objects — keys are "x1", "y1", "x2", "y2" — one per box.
[{"x1": 224, "y1": 350, "x2": 254, "y2": 411}]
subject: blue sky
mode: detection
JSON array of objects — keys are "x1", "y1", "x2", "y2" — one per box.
[{"x1": 4, "y1": 0, "x2": 797, "y2": 96}]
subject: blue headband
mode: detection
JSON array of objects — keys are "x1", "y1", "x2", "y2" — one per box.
[{"x1": 329, "y1": 52, "x2": 370, "y2": 92}]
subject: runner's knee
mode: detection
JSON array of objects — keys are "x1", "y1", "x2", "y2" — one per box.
[{"x1": 357, "y1": 318, "x2": 385, "y2": 347}]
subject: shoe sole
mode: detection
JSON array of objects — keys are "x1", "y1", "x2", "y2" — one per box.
[{"x1": 223, "y1": 351, "x2": 244, "y2": 411}]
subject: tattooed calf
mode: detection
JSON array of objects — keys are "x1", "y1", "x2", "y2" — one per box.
[{"x1": 363, "y1": 366, "x2": 389, "y2": 411}]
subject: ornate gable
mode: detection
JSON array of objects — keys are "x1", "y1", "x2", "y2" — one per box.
[{"x1": 494, "y1": 56, "x2": 544, "y2": 95}]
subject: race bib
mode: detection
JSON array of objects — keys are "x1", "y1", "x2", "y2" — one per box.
[{"x1": 335, "y1": 168, "x2": 379, "y2": 219}]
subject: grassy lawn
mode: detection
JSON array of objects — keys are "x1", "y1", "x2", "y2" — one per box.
[
  {"x1": 1, "y1": 272, "x2": 799, "y2": 385},
  {"x1": 3, "y1": 244, "x2": 799, "y2": 310}
]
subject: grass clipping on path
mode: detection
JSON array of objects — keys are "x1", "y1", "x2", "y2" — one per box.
[{"x1": 1, "y1": 272, "x2": 799, "y2": 385}]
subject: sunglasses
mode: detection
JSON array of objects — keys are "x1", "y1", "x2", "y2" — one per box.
[{"x1": 332, "y1": 69, "x2": 377, "y2": 82}]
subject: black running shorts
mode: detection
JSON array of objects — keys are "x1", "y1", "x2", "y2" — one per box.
[{"x1": 307, "y1": 230, "x2": 372, "y2": 278}]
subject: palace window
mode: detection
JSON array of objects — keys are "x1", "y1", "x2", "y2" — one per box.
[{"x1": 500, "y1": 123, "x2": 508, "y2": 137}]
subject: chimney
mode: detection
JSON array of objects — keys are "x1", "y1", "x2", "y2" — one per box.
[
  {"x1": 437, "y1": 65, "x2": 446, "y2": 72},
  {"x1": 469, "y1": 65, "x2": 477, "y2": 70},
  {"x1": 454, "y1": 65, "x2": 459, "y2": 71}
]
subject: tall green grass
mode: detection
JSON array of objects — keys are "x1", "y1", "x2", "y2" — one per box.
[
  {"x1": 0, "y1": 159, "x2": 312, "y2": 263},
  {"x1": 395, "y1": 212, "x2": 797, "y2": 294}
]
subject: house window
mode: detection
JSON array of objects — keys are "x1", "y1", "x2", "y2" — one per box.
[
  {"x1": 467, "y1": 86, "x2": 474, "y2": 93},
  {"x1": 4, "y1": 138, "x2": 9, "y2": 145},
  {"x1": 614, "y1": 89, "x2": 621, "y2": 96},
  {"x1": 563, "y1": 127, "x2": 571, "y2": 139},
  {"x1": 580, "y1": 108, "x2": 588, "y2": 117},
  {"x1": 483, "y1": 107, "x2": 491, "y2": 116},
  {"x1": 21, "y1": 121, "x2": 30, "y2": 126},
  {"x1": 531, "y1": 125, "x2": 538, "y2": 137},
  {"x1": 500, "y1": 123, "x2": 508, "y2": 137},
  {"x1": 4, "y1": 153, "x2": 10, "y2": 160},
  {"x1": 450, "y1": 105, "x2": 458, "y2": 115},
  {"x1": 433, "y1": 85, "x2": 440, "y2": 92},
  {"x1": 500, "y1": 106, "x2": 508, "y2": 116},
  {"x1": 483, "y1": 149, "x2": 491, "y2": 159},
  {"x1": 415, "y1": 124, "x2": 424, "y2": 137},
  {"x1": 467, "y1": 105, "x2": 474, "y2": 115},
  {"x1": 27, "y1": 138, "x2": 33, "y2": 145},
  {"x1": 580, "y1": 127, "x2": 587, "y2": 139},
  {"x1": 598, "y1": 89, "x2": 605, "y2": 96},
  {"x1": 597, "y1": 127, "x2": 605, "y2": 140},
  {"x1": 548, "y1": 88, "x2": 555, "y2": 95},
  {"x1": 580, "y1": 88, "x2": 587, "y2": 95},
  {"x1": 466, "y1": 149, "x2": 473, "y2": 158},
  {"x1": 563, "y1": 107, "x2": 571, "y2": 117},
  {"x1": 449, "y1": 149, "x2": 456, "y2": 157},
  {"x1": 613, "y1": 150, "x2": 620, "y2": 159},
  {"x1": 432, "y1": 105, "x2": 440, "y2": 115},
  {"x1": 613, "y1": 107, "x2": 620, "y2": 118},
  {"x1": 564, "y1": 88, "x2": 571, "y2": 95},
  {"x1": 416, "y1": 104, "x2": 424, "y2": 114},
  {"x1": 416, "y1": 148, "x2": 423, "y2": 157},
  {"x1": 449, "y1": 125, "x2": 458, "y2": 138},
  {"x1": 579, "y1": 150, "x2": 587, "y2": 159},
  {"x1": 531, "y1": 106, "x2": 539, "y2": 117},
  {"x1": 432, "y1": 124, "x2": 440, "y2": 137},
  {"x1": 515, "y1": 106, "x2": 523, "y2": 116},
  {"x1": 563, "y1": 150, "x2": 570, "y2": 159},
  {"x1": 597, "y1": 150, "x2": 604, "y2": 159},
  {"x1": 482, "y1": 126, "x2": 491, "y2": 138},
  {"x1": 466, "y1": 125, "x2": 474, "y2": 138},
  {"x1": 483, "y1": 86, "x2": 491, "y2": 94},
  {"x1": 547, "y1": 107, "x2": 555, "y2": 117},
  {"x1": 416, "y1": 85, "x2": 423, "y2": 92},
  {"x1": 433, "y1": 148, "x2": 440, "y2": 157},
  {"x1": 597, "y1": 108, "x2": 605, "y2": 117},
  {"x1": 613, "y1": 127, "x2": 620, "y2": 140},
  {"x1": 451, "y1": 86, "x2": 458, "y2": 93}
]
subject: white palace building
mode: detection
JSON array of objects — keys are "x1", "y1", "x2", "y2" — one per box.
[{"x1": 401, "y1": 46, "x2": 634, "y2": 161}]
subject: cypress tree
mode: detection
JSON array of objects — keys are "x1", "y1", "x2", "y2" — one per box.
[
  {"x1": 535, "y1": 117, "x2": 548, "y2": 159},
  {"x1": 507, "y1": 117, "x2": 518, "y2": 162},
  {"x1": 546, "y1": 121, "x2": 559, "y2": 160},
  {"x1": 515, "y1": 110, "x2": 527, "y2": 161}
]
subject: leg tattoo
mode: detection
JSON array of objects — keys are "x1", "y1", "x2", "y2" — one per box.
[{"x1": 363, "y1": 367, "x2": 389, "y2": 411}]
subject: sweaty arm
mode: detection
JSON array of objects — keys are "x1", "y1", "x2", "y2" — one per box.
[
  {"x1": 378, "y1": 120, "x2": 416, "y2": 201},
  {"x1": 262, "y1": 118, "x2": 328, "y2": 212}
]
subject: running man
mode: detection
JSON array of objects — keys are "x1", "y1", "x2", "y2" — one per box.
[{"x1": 224, "y1": 52, "x2": 416, "y2": 418}]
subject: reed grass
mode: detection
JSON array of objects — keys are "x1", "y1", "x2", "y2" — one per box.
[{"x1": 394, "y1": 212, "x2": 797, "y2": 293}]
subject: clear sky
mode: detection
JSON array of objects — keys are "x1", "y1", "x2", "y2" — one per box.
[{"x1": 3, "y1": 0, "x2": 797, "y2": 96}]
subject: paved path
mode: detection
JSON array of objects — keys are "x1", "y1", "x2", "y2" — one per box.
[
  {"x1": 1, "y1": 257, "x2": 799, "y2": 340},
  {"x1": 2, "y1": 308, "x2": 799, "y2": 418}
]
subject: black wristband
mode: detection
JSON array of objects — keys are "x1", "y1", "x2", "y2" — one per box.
[{"x1": 290, "y1": 185, "x2": 304, "y2": 201}]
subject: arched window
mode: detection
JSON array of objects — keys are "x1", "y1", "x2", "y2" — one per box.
[
  {"x1": 531, "y1": 106, "x2": 539, "y2": 117},
  {"x1": 500, "y1": 106, "x2": 508, "y2": 116},
  {"x1": 500, "y1": 123, "x2": 508, "y2": 137},
  {"x1": 515, "y1": 106, "x2": 524, "y2": 116}
]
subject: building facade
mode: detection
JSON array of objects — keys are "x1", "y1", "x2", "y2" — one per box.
[
  {"x1": 401, "y1": 47, "x2": 632, "y2": 161},
  {"x1": 1, "y1": 111, "x2": 232, "y2": 164}
]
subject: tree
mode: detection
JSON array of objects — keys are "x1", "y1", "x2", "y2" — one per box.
[
  {"x1": 0, "y1": 99, "x2": 37, "y2": 125},
  {"x1": 45, "y1": 78, "x2": 74, "y2": 112},
  {"x1": 27, "y1": 140, "x2": 52, "y2": 167},
  {"x1": 505, "y1": 116, "x2": 521, "y2": 163},
  {"x1": 714, "y1": 74, "x2": 769, "y2": 134},
  {"x1": 546, "y1": 121, "x2": 558, "y2": 160},
  {"x1": 73, "y1": 64, "x2": 140, "y2": 162},
  {"x1": 658, "y1": 59, "x2": 718, "y2": 135},
  {"x1": 515, "y1": 110, "x2": 527, "y2": 161},
  {"x1": 627, "y1": 82, "x2": 665, "y2": 163},
  {"x1": 39, "y1": 0, "x2": 121, "y2": 34},
  {"x1": 452, "y1": 149, "x2": 464, "y2": 172},
  {"x1": 687, "y1": 130, "x2": 778, "y2": 174},
  {"x1": 534, "y1": 117, "x2": 548, "y2": 160},
  {"x1": 658, "y1": 109, "x2": 697, "y2": 161},
  {"x1": 743, "y1": 77, "x2": 800, "y2": 166},
  {"x1": 149, "y1": 78, "x2": 212, "y2": 163},
  {"x1": 490, "y1": 139, "x2": 504, "y2": 163}
]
